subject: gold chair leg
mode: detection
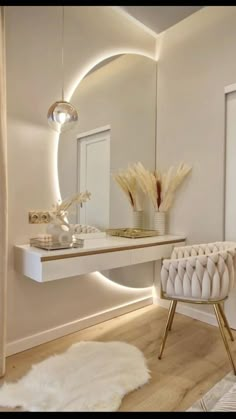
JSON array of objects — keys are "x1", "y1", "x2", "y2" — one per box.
[
  {"x1": 217, "y1": 303, "x2": 234, "y2": 342},
  {"x1": 168, "y1": 300, "x2": 177, "y2": 331},
  {"x1": 158, "y1": 300, "x2": 176, "y2": 360},
  {"x1": 213, "y1": 304, "x2": 236, "y2": 375}
]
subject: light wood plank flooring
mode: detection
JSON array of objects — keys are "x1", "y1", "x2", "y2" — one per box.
[{"x1": 1, "y1": 304, "x2": 236, "y2": 412}]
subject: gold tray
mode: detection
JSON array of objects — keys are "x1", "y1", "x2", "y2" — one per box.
[{"x1": 106, "y1": 228, "x2": 159, "y2": 239}]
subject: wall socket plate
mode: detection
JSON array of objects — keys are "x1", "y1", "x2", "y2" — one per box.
[{"x1": 29, "y1": 211, "x2": 51, "y2": 224}]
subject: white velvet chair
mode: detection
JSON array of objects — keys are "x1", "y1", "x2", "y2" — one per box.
[{"x1": 158, "y1": 241, "x2": 236, "y2": 374}]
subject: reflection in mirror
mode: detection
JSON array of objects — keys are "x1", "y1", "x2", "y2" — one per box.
[{"x1": 58, "y1": 54, "x2": 157, "y2": 230}]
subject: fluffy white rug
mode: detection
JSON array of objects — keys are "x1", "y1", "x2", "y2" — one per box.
[{"x1": 0, "y1": 341, "x2": 150, "y2": 412}]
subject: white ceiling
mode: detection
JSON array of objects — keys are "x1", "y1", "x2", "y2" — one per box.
[{"x1": 119, "y1": 6, "x2": 204, "y2": 36}]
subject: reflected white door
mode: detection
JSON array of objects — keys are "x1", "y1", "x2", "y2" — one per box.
[
  {"x1": 78, "y1": 129, "x2": 110, "y2": 230},
  {"x1": 224, "y1": 90, "x2": 236, "y2": 329}
]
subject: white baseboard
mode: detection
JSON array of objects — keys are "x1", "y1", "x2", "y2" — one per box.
[
  {"x1": 6, "y1": 296, "x2": 153, "y2": 357},
  {"x1": 155, "y1": 298, "x2": 217, "y2": 327}
]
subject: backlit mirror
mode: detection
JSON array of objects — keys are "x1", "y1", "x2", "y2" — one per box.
[{"x1": 58, "y1": 53, "x2": 157, "y2": 230}]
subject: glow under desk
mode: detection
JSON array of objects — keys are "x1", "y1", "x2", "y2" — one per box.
[{"x1": 14, "y1": 234, "x2": 186, "y2": 283}]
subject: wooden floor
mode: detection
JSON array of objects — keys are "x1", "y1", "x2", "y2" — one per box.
[{"x1": 1, "y1": 304, "x2": 236, "y2": 412}]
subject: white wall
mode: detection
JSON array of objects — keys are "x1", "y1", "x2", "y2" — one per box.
[
  {"x1": 155, "y1": 6, "x2": 236, "y2": 318},
  {"x1": 6, "y1": 6, "x2": 156, "y2": 349},
  {"x1": 224, "y1": 90, "x2": 236, "y2": 327},
  {"x1": 156, "y1": 6, "x2": 236, "y2": 244},
  {"x1": 225, "y1": 90, "x2": 236, "y2": 242}
]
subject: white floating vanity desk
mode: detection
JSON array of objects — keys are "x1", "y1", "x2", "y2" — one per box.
[{"x1": 14, "y1": 234, "x2": 186, "y2": 283}]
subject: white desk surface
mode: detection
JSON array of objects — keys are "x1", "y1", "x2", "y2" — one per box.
[
  {"x1": 15, "y1": 234, "x2": 186, "y2": 261},
  {"x1": 14, "y1": 234, "x2": 186, "y2": 282}
]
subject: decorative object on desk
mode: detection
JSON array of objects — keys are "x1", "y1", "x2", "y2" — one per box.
[
  {"x1": 47, "y1": 190, "x2": 91, "y2": 244},
  {"x1": 35, "y1": 233, "x2": 52, "y2": 243},
  {"x1": 132, "y1": 161, "x2": 192, "y2": 234},
  {"x1": 106, "y1": 228, "x2": 159, "y2": 239},
  {"x1": 73, "y1": 224, "x2": 104, "y2": 240},
  {"x1": 0, "y1": 341, "x2": 150, "y2": 412},
  {"x1": 112, "y1": 166, "x2": 143, "y2": 228},
  {"x1": 73, "y1": 224, "x2": 101, "y2": 234}
]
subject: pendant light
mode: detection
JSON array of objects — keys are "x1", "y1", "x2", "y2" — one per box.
[{"x1": 47, "y1": 6, "x2": 78, "y2": 132}]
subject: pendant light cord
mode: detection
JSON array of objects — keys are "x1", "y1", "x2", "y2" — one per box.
[{"x1": 61, "y1": 5, "x2": 64, "y2": 101}]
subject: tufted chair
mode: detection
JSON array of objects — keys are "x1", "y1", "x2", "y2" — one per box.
[{"x1": 158, "y1": 242, "x2": 236, "y2": 374}]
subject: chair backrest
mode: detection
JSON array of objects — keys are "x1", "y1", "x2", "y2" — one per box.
[
  {"x1": 165, "y1": 242, "x2": 236, "y2": 300},
  {"x1": 171, "y1": 242, "x2": 236, "y2": 259}
]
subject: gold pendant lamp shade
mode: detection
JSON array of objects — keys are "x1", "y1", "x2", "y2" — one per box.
[{"x1": 47, "y1": 6, "x2": 78, "y2": 132}]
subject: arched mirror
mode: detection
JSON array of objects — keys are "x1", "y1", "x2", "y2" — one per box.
[{"x1": 58, "y1": 53, "x2": 157, "y2": 230}]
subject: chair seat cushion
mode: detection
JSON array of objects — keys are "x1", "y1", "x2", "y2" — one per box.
[{"x1": 162, "y1": 292, "x2": 215, "y2": 303}]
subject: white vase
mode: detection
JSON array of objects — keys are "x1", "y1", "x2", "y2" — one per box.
[
  {"x1": 154, "y1": 211, "x2": 166, "y2": 235},
  {"x1": 132, "y1": 210, "x2": 143, "y2": 229},
  {"x1": 46, "y1": 222, "x2": 73, "y2": 243}
]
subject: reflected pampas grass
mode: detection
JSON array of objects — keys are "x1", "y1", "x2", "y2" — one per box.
[{"x1": 113, "y1": 167, "x2": 143, "y2": 211}]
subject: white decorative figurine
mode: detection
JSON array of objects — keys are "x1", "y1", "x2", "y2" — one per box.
[{"x1": 47, "y1": 191, "x2": 91, "y2": 244}]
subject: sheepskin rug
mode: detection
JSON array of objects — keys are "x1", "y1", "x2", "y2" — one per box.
[{"x1": 0, "y1": 341, "x2": 150, "y2": 412}]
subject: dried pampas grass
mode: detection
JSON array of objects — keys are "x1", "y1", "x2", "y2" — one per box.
[
  {"x1": 50, "y1": 190, "x2": 91, "y2": 223},
  {"x1": 132, "y1": 162, "x2": 191, "y2": 212}
]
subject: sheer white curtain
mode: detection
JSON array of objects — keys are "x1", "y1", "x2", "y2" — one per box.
[{"x1": 0, "y1": 6, "x2": 8, "y2": 377}]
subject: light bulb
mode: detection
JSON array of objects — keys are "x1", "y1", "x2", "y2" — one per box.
[
  {"x1": 56, "y1": 111, "x2": 67, "y2": 124},
  {"x1": 47, "y1": 100, "x2": 78, "y2": 132}
]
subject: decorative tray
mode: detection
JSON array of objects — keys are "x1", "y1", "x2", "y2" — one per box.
[
  {"x1": 29, "y1": 237, "x2": 84, "y2": 250},
  {"x1": 106, "y1": 228, "x2": 159, "y2": 239}
]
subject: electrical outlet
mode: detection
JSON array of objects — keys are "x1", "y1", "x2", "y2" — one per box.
[
  {"x1": 39, "y1": 211, "x2": 51, "y2": 224},
  {"x1": 29, "y1": 211, "x2": 40, "y2": 224},
  {"x1": 29, "y1": 211, "x2": 51, "y2": 224}
]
